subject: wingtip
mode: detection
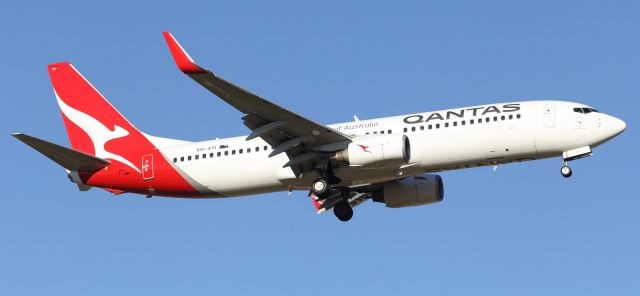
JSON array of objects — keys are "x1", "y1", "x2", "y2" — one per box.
[{"x1": 162, "y1": 32, "x2": 205, "y2": 74}]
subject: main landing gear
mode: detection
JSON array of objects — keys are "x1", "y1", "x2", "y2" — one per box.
[
  {"x1": 311, "y1": 160, "x2": 340, "y2": 199},
  {"x1": 311, "y1": 178, "x2": 331, "y2": 199},
  {"x1": 311, "y1": 178, "x2": 354, "y2": 222},
  {"x1": 310, "y1": 161, "x2": 354, "y2": 222}
]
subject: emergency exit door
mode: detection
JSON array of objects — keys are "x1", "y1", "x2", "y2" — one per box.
[{"x1": 142, "y1": 154, "x2": 154, "y2": 180}]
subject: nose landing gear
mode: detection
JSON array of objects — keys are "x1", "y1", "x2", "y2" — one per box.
[
  {"x1": 559, "y1": 146, "x2": 592, "y2": 178},
  {"x1": 560, "y1": 163, "x2": 572, "y2": 178}
]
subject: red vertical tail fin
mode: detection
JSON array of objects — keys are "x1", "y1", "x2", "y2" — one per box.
[
  {"x1": 47, "y1": 62, "x2": 199, "y2": 196},
  {"x1": 48, "y1": 62, "x2": 152, "y2": 173}
]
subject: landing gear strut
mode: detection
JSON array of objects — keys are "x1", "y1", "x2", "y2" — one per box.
[{"x1": 560, "y1": 161, "x2": 572, "y2": 178}]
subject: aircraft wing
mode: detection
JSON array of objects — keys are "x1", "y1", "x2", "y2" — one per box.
[{"x1": 163, "y1": 32, "x2": 352, "y2": 176}]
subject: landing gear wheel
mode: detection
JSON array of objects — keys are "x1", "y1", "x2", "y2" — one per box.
[
  {"x1": 311, "y1": 179, "x2": 331, "y2": 199},
  {"x1": 333, "y1": 202, "x2": 353, "y2": 222},
  {"x1": 561, "y1": 165, "x2": 572, "y2": 178}
]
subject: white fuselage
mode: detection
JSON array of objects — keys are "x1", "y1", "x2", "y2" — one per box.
[{"x1": 157, "y1": 100, "x2": 626, "y2": 197}]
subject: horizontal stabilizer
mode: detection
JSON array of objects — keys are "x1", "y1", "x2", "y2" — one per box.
[{"x1": 12, "y1": 133, "x2": 110, "y2": 172}]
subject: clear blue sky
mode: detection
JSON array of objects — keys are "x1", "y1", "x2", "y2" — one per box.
[{"x1": 1, "y1": 1, "x2": 638, "y2": 295}]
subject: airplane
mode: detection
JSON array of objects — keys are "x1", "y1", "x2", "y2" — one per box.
[{"x1": 13, "y1": 32, "x2": 627, "y2": 222}]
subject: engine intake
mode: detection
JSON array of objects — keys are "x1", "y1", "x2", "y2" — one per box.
[
  {"x1": 334, "y1": 134, "x2": 410, "y2": 167},
  {"x1": 372, "y1": 175, "x2": 444, "y2": 208}
]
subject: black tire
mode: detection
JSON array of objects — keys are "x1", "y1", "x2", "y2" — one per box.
[
  {"x1": 333, "y1": 202, "x2": 353, "y2": 222},
  {"x1": 311, "y1": 179, "x2": 331, "y2": 199}
]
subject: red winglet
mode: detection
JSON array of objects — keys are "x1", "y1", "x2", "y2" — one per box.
[{"x1": 162, "y1": 32, "x2": 205, "y2": 74}]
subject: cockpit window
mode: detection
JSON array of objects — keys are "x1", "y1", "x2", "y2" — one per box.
[{"x1": 574, "y1": 107, "x2": 599, "y2": 114}]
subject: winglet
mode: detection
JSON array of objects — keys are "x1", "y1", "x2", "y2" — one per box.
[{"x1": 162, "y1": 32, "x2": 205, "y2": 74}]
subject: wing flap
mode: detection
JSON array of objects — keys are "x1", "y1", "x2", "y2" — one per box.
[{"x1": 13, "y1": 133, "x2": 110, "y2": 172}]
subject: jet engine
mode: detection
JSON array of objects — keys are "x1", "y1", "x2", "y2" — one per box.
[
  {"x1": 372, "y1": 175, "x2": 444, "y2": 208},
  {"x1": 334, "y1": 134, "x2": 410, "y2": 167}
]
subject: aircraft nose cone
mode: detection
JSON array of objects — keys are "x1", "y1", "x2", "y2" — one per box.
[{"x1": 610, "y1": 116, "x2": 627, "y2": 137}]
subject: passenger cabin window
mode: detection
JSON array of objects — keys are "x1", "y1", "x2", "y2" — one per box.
[
  {"x1": 388, "y1": 130, "x2": 392, "y2": 134},
  {"x1": 517, "y1": 114, "x2": 521, "y2": 119},
  {"x1": 188, "y1": 156, "x2": 192, "y2": 161},
  {"x1": 403, "y1": 127, "x2": 408, "y2": 133},
  {"x1": 210, "y1": 153, "x2": 214, "y2": 158},
  {"x1": 173, "y1": 158, "x2": 177, "y2": 163},
  {"x1": 224, "y1": 151, "x2": 228, "y2": 156},
  {"x1": 411, "y1": 127, "x2": 416, "y2": 132},
  {"x1": 180, "y1": 157, "x2": 184, "y2": 162},
  {"x1": 217, "y1": 152, "x2": 221, "y2": 157},
  {"x1": 195, "y1": 155, "x2": 199, "y2": 160},
  {"x1": 239, "y1": 149, "x2": 243, "y2": 154}
]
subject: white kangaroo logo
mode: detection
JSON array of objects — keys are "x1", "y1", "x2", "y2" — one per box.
[{"x1": 55, "y1": 91, "x2": 141, "y2": 173}]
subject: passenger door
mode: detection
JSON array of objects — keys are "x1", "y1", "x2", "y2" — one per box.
[{"x1": 543, "y1": 104, "x2": 555, "y2": 127}]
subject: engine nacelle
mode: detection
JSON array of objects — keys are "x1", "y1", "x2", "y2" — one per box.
[
  {"x1": 334, "y1": 134, "x2": 410, "y2": 167},
  {"x1": 372, "y1": 175, "x2": 444, "y2": 208}
]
